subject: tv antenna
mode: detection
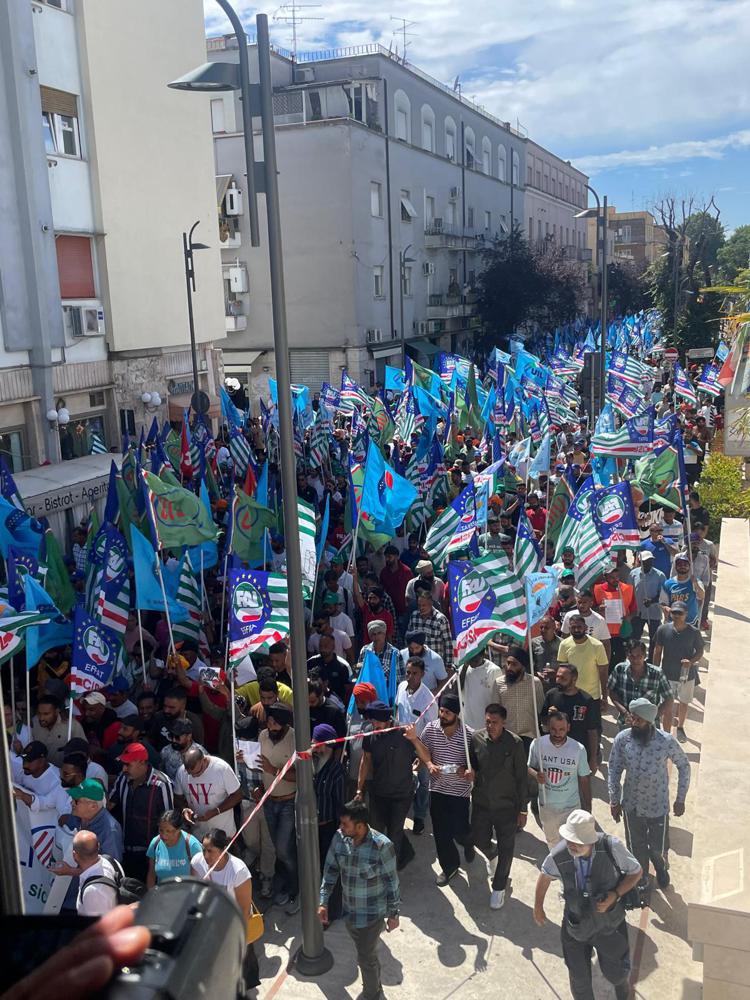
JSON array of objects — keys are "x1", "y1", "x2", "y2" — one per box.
[
  {"x1": 390, "y1": 16, "x2": 417, "y2": 64},
  {"x1": 273, "y1": 0, "x2": 322, "y2": 61}
]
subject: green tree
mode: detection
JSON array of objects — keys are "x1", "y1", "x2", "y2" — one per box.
[
  {"x1": 607, "y1": 261, "x2": 650, "y2": 316},
  {"x1": 475, "y1": 229, "x2": 586, "y2": 349},
  {"x1": 717, "y1": 225, "x2": 750, "y2": 281},
  {"x1": 684, "y1": 210, "x2": 725, "y2": 269}
]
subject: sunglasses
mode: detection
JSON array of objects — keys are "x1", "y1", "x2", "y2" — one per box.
[{"x1": 670, "y1": 610, "x2": 686, "y2": 616}]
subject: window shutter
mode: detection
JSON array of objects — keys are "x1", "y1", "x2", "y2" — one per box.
[
  {"x1": 56, "y1": 235, "x2": 95, "y2": 298},
  {"x1": 40, "y1": 86, "x2": 78, "y2": 118}
]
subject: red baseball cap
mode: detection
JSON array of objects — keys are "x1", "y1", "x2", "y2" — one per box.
[{"x1": 118, "y1": 742, "x2": 149, "y2": 763}]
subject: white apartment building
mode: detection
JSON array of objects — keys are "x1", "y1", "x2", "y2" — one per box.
[
  {"x1": 0, "y1": 0, "x2": 224, "y2": 519},
  {"x1": 524, "y1": 140, "x2": 590, "y2": 258}
]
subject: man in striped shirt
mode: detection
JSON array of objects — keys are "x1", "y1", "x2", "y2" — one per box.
[{"x1": 406, "y1": 692, "x2": 474, "y2": 885}]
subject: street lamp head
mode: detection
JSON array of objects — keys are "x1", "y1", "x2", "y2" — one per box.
[
  {"x1": 168, "y1": 61, "x2": 241, "y2": 92},
  {"x1": 574, "y1": 208, "x2": 599, "y2": 219},
  {"x1": 191, "y1": 242, "x2": 210, "y2": 251}
]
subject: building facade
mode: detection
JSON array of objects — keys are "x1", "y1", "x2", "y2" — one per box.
[
  {"x1": 607, "y1": 209, "x2": 668, "y2": 269},
  {"x1": 0, "y1": 0, "x2": 224, "y2": 486},
  {"x1": 205, "y1": 39, "x2": 588, "y2": 400}
]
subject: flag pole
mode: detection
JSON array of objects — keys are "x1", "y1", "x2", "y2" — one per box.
[
  {"x1": 25, "y1": 666, "x2": 31, "y2": 734},
  {"x1": 219, "y1": 552, "x2": 229, "y2": 642},
  {"x1": 136, "y1": 607, "x2": 148, "y2": 688},
  {"x1": 10, "y1": 660, "x2": 16, "y2": 735},
  {"x1": 225, "y1": 635, "x2": 238, "y2": 775},
  {"x1": 67, "y1": 696, "x2": 74, "y2": 741},
  {"x1": 455, "y1": 665, "x2": 471, "y2": 765},
  {"x1": 155, "y1": 558, "x2": 177, "y2": 657},
  {"x1": 526, "y1": 609, "x2": 544, "y2": 806}
]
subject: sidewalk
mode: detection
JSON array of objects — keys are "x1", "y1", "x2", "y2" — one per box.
[{"x1": 254, "y1": 681, "x2": 709, "y2": 998}]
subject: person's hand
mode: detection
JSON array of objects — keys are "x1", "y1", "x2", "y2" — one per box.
[
  {"x1": 12, "y1": 787, "x2": 33, "y2": 807},
  {"x1": 673, "y1": 800, "x2": 686, "y2": 817},
  {"x1": 58, "y1": 813, "x2": 73, "y2": 828},
  {"x1": 426, "y1": 762, "x2": 440, "y2": 778},
  {"x1": 610, "y1": 803, "x2": 622, "y2": 822},
  {"x1": 386, "y1": 916, "x2": 399, "y2": 931},
  {"x1": 317, "y1": 905, "x2": 328, "y2": 926},
  {"x1": 533, "y1": 905, "x2": 546, "y2": 927},
  {"x1": 49, "y1": 861, "x2": 80, "y2": 878},
  {"x1": 250, "y1": 701, "x2": 267, "y2": 721},
  {"x1": 680, "y1": 658, "x2": 691, "y2": 670},
  {"x1": 517, "y1": 812, "x2": 527, "y2": 830},
  {"x1": 182, "y1": 807, "x2": 196, "y2": 824},
  {"x1": 251, "y1": 786, "x2": 263, "y2": 804},
  {"x1": 460, "y1": 767, "x2": 475, "y2": 783},
  {"x1": 354, "y1": 789, "x2": 364, "y2": 801},
  {"x1": 1, "y1": 905, "x2": 151, "y2": 1000},
  {"x1": 402, "y1": 723, "x2": 418, "y2": 743},
  {"x1": 235, "y1": 749, "x2": 245, "y2": 764},
  {"x1": 535, "y1": 770, "x2": 546, "y2": 786},
  {"x1": 11, "y1": 737, "x2": 23, "y2": 754},
  {"x1": 595, "y1": 891, "x2": 618, "y2": 913},
  {"x1": 260, "y1": 755, "x2": 277, "y2": 776},
  {"x1": 411, "y1": 759, "x2": 420, "y2": 774}
]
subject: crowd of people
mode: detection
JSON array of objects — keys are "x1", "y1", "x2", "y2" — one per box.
[{"x1": 2, "y1": 354, "x2": 720, "y2": 1000}]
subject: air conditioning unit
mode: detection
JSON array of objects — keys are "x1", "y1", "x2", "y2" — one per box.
[
  {"x1": 422, "y1": 262, "x2": 435, "y2": 276},
  {"x1": 228, "y1": 264, "x2": 249, "y2": 293},
  {"x1": 225, "y1": 185, "x2": 243, "y2": 216},
  {"x1": 449, "y1": 186, "x2": 460, "y2": 200},
  {"x1": 366, "y1": 328, "x2": 383, "y2": 344},
  {"x1": 63, "y1": 304, "x2": 105, "y2": 338},
  {"x1": 294, "y1": 67, "x2": 315, "y2": 83}
]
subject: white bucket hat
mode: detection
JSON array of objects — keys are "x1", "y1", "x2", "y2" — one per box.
[{"x1": 558, "y1": 809, "x2": 598, "y2": 846}]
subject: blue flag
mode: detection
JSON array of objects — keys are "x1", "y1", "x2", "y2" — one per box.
[
  {"x1": 590, "y1": 482, "x2": 640, "y2": 550},
  {"x1": 7, "y1": 547, "x2": 39, "y2": 612},
  {"x1": 130, "y1": 526, "x2": 188, "y2": 621},
  {"x1": 0, "y1": 497, "x2": 44, "y2": 559},
  {"x1": 316, "y1": 495, "x2": 330, "y2": 562},
  {"x1": 187, "y1": 481, "x2": 219, "y2": 572},
  {"x1": 448, "y1": 560, "x2": 501, "y2": 665},
  {"x1": 71, "y1": 607, "x2": 119, "y2": 694},
  {"x1": 525, "y1": 569, "x2": 562, "y2": 627},
  {"x1": 0, "y1": 456, "x2": 24, "y2": 511},
  {"x1": 529, "y1": 434, "x2": 551, "y2": 479},
  {"x1": 385, "y1": 365, "x2": 406, "y2": 393},
  {"x1": 346, "y1": 650, "x2": 388, "y2": 712},
  {"x1": 360, "y1": 441, "x2": 418, "y2": 536},
  {"x1": 24, "y1": 576, "x2": 74, "y2": 669}
]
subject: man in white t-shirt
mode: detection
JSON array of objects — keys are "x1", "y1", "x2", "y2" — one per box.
[
  {"x1": 175, "y1": 746, "x2": 242, "y2": 839},
  {"x1": 528, "y1": 711, "x2": 592, "y2": 849},
  {"x1": 561, "y1": 593, "x2": 611, "y2": 659},
  {"x1": 460, "y1": 654, "x2": 504, "y2": 731},
  {"x1": 74, "y1": 829, "x2": 119, "y2": 917}
]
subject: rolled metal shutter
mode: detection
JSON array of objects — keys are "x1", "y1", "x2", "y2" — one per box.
[{"x1": 289, "y1": 350, "x2": 331, "y2": 394}]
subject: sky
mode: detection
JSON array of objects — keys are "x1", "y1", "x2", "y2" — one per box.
[{"x1": 204, "y1": 0, "x2": 750, "y2": 231}]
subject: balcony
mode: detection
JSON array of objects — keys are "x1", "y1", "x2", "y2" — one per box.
[
  {"x1": 426, "y1": 291, "x2": 477, "y2": 320},
  {"x1": 219, "y1": 216, "x2": 242, "y2": 250},
  {"x1": 424, "y1": 221, "x2": 486, "y2": 251},
  {"x1": 225, "y1": 300, "x2": 247, "y2": 333}
]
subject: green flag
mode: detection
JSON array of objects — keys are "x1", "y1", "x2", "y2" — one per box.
[
  {"x1": 41, "y1": 529, "x2": 75, "y2": 615},
  {"x1": 163, "y1": 429, "x2": 181, "y2": 472},
  {"x1": 142, "y1": 470, "x2": 217, "y2": 550},
  {"x1": 633, "y1": 448, "x2": 682, "y2": 512},
  {"x1": 230, "y1": 487, "x2": 277, "y2": 565}
]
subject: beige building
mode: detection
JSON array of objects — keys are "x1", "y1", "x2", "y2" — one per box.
[
  {"x1": 584, "y1": 208, "x2": 668, "y2": 271},
  {"x1": 0, "y1": 0, "x2": 224, "y2": 495}
]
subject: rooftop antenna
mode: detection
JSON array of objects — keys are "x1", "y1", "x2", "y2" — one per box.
[
  {"x1": 390, "y1": 16, "x2": 417, "y2": 64},
  {"x1": 273, "y1": 0, "x2": 322, "y2": 61},
  {"x1": 453, "y1": 75, "x2": 461, "y2": 98}
]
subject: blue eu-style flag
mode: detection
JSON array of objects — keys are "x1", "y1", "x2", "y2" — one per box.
[
  {"x1": 0, "y1": 497, "x2": 44, "y2": 560},
  {"x1": 71, "y1": 607, "x2": 118, "y2": 694},
  {"x1": 7, "y1": 547, "x2": 39, "y2": 612}
]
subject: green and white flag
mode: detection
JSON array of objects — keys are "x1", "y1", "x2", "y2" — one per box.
[
  {"x1": 173, "y1": 551, "x2": 202, "y2": 646},
  {"x1": 473, "y1": 551, "x2": 526, "y2": 642},
  {"x1": 228, "y1": 569, "x2": 290, "y2": 667},
  {"x1": 297, "y1": 498, "x2": 318, "y2": 601},
  {"x1": 0, "y1": 610, "x2": 53, "y2": 664}
]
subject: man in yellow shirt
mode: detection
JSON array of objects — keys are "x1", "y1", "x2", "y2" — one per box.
[
  {"x1": 237, "y1": 671, "x2": 293, "y2": 721},
  {"x1": 557, "y1": 614, "x2": 609, "y2": 767}
]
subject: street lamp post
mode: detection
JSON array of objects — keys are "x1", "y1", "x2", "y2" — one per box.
[
  {"x1": 399, "y1": 243, "x2": 414, "y2": 367},
  {"x1": 182, "y1": 221, "x2": 209, "y2": 416},
  {"x1": 581, "y1": 184, "x2": 608, "y2": 414},
  {"x1": 169, "y1": 5, "x2": 332, "y2": 976}
]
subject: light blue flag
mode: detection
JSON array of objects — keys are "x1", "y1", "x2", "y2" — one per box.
[
  {"x1": 255, "y1": 461, "x2": 268, "y2": 507},
  {"x1": 595, "y1": 402, "x2": 617, "y2": 435},
  {"x1": 525, "y1": 569, "x2": 562, "y2": 627},
  {"x1": 360, "y1": 441, "x2": 418, "y2": 536},
  {"x1": 346, "y1": 650, "x2": 388, "y2": 713},
  {"x1": 220, "y1": 386, "x2": 245, "y2": 430},
  {"x1": 591, "y1": 455, "x2": 618, "y2": 488},
  {"x1": 24, "y1": 576, "x2": 74, "y2": 669},
  {"x1": 385, "y1": 365, "x2": 406, "y2": 393},
  {"x1": 130, "y1": 526, "x2": 188, "y2": 620},
  {"x1": 529, "y1": 434, "x2": 551, "y2": 478}
]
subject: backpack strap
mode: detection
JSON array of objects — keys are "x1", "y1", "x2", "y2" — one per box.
[{"x1": 81, "y1": 874, "x2": 119, "y2": 895}]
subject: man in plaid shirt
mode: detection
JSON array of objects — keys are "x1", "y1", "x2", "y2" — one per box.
[
  {"x1": 320, "y1": 799, "x2": 400, "y2": 1000},
  {"x1": 607, "y1": 639, "x2": 673, "y2": 729},
  {"x1": 407, "y1": 587, "x2": 454, "y2": 672}
]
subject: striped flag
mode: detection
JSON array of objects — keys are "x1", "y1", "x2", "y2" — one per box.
[
  {"x1": 514, "y1": 509, "x2": 544, "y2": 578},
  {"x1": 696, "y1": 363, "x2": 721, "y2": 398},
  {"x1": 228, "y1": 568, "x2": 290, "y2": 666},
  {"x1": 172, "y1": 551, "x2": 202, "y2": 646},
  {"x1": 308, "y1": 409, "x2": 330, "y2": 470},
  {"x1": 574, "y1": 497, "x2": 613, "y2": 590},
  {"x1": 0, "y1": 610, "x2": 54, "y2": 664},
  {"x1": 609, "y1": 350, "x2": 646, "y2": 387},
  {"x1": 228, "y1": 424, "x2": 253, "y2": 479},
  {"x1": 424, "y1": 484, "x2": 478, "y2": 568},
  {"x1": 674, "y1": 363, "x2": 698, "y2": 406},
  {"x1": 590, "y1": 407, "x2": 654, "y2": 458},
  {"x1": 448, "y1": 560, "x2": 502, "y2": 665},
  {"x1": 89, "y1": 431, "x2": 108, "y2": 455},
  {"x1": 95, "y1": 530, "x2": 130, "y2": 637},
  {"x1": 340, "y1": 371, "x2": 371, "y2": 410},
  {"x1": 554, "y1": 476, "x2": 596, "y2": 560},
  {"x1": 297, "y1": 498, "x2": 318, "y2": 601},
  {"x1": 606, "y1": 374, "x2": 642, "y2": 419},
  {"x1": 472, "y1": 551, "x2": 526, "y2": 642},
  {"x1": 394, "y1": 387, "x2": 419, "y2": 443}
]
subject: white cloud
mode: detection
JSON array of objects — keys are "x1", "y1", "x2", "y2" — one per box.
[{"x1": 575, "y1": 130, "x2": 750, "y2": 173}]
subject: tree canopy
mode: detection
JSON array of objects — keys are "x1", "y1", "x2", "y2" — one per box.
[{"x1": 717, "y1": 225, "x2": 750, "y2": 281}]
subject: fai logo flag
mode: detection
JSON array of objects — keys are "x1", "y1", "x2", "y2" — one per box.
[
  {"x1": 606, "y1": 375, "x2": 642, "y2": 419},
  {"x1": 525, "y1": 569, "x2": 561, "y2": 627},
  {"x1": 590, "y1": 481, "x2": 640, "y2": 550},
  {"x1": 674, "y1": 363, "x2": 698, "y2": 406},
  {"x1": 71, "y1": 607, "x2": 118, "y2": 694},
  {"x1": 228, "y1": 569, "x2": 290, "y2": 665},
  {"x1": 590, "y1": 407, "x2": 654, "y2": 458},
  {"x1": 448, "y1": 561, "x2": 501, "y2": 666},
  {"x1": 696, "y1": 363, "x2": 721, "y2": 398}
]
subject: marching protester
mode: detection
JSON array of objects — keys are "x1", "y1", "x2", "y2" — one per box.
[
  {"x1": 607, "y1": 639, "x2": 674, "y2": 730},
  {"x1": 395, "y1": 656, "x2": 438, "y2": 835},
  {"x1": 653, "y1": 601, "x2": 705, "y2": 741},
  {"x1": 110, "y1": 743, "x2": 173, "y2": 880},
  {"x1": 528, "y1": 711, "x2": 592, "y2": 848}
]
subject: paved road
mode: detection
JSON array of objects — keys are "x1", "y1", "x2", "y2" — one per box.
[{"x1": 253, "y1": 651, "x2": 709, "y2": 1000}]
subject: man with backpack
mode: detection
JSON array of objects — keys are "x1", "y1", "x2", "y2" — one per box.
[
  {"x1": 533, "y1": 809, "x2": 642, "y2": 1000},
  {"x1": 74, "y1": 830, "x2": 119, "y2": 917}
]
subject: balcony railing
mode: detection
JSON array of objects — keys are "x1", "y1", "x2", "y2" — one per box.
[
  {"x1": 426, "y1": 291, "x2": 477, "y2": 320},
  {"x1": 424, "y1": 222, "x2": 486, "y2": 251}
]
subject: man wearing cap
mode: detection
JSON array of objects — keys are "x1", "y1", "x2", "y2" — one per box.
[
  {"x1": 309, "y1": 600, "x2": 355, "y2": 662},
  {"x1": 258, "y1": 702, "x2": 299, "y2": 913},
  {"x1": 62, "y1": 737, "x2": 109, "y2": 789},
  {"x1": 399, "y1": 630, "x2": 447, "y2": 693},
  {"x1": 32, "y1": 695, "x2": 85, "y2": 767},
  {"x1": 159, "y1": 718, "x2": 205, "y2": 782},
  {"x1": 357, "y1": 701, "x2": 418, "y2": 869},
  {"x1": 312, "y1": 722, "x2": 346, "y2": 924},
  {"x1": 110, "y1": 742, "x2": 173, "y2": 880},
  {"x1": 407, "y1": 588, "x2": 454, "y2": 673},
  {"x1": 608, "y1": 697, "x2": 690, "y2": 891},
  {"x1": 630, "y1": 550, "x2": 667, "y2": 659},
  {"x1": 552, "y1": 546, "x2": 579, "y2": 583},
  {"x1": 13, "y1": 740, "x2": 63, "y2": 799},
  {"x1": 534, "y1": 809, "x2": 642, "y2": 1000},
  {"x1": 660, "y1": 552, "x2": 705, "y2": 625},
  {"x1": 356, "y1": 619, "x2": 402, "y2": 684},
  {"x1": 81, "y1": 691, "x2": 121, "y2": 751},
  {"x1": 148, "y1": 687, "x2": 205, "y2": 753},
  {"x1": 105, "y1": 677, "x2": 138, "y2": 720},
  {"x1": 405, "y1": 693, "x2": 474, "y2": 886},
  {"x1": 479, "y1": 512, "x2": 505, "y2": 552},
  {"x1": 108, "y1": 714, "x2": 160, "y2": 772},
  {"x1": 607, "y1": 640, "x2": 673, "y2": 730},
  {"x1": 639, "y1": 522, "x2": 676, "y2": 578}
]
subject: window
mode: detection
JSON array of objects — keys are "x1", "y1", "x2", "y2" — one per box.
[
  {"x1": 0, "y1": 429, "x2": 27, "y2": 473},
  {"x1": 210, "y1": 99, "x2": 225, "y2": 133},
  {"x1": 43, "y1": 0, "x2": 67, "y2": 8},
  {"x1": 536, "y1": 169, "x2": 541, "y2": 188},
  {"x1": 545, "y1": 222, "x2": 549, "y2": 237},
  {"x1": 370, "y1": 181, "x2": 383, "y2": 217},
  {"x1": 552, "y1": 224, "x2": 557, "y2": 240},
  {"x1": 467, "y1": 206, "x2": 475, "y2": 229},
  {"x1": 394, "y1": 89, "x2": 411, "y2": 142},
  {"x1": 445, "y1": 117, "x2": 457, "y2": 161},
  {"x1": 421, "y1": 104, "x2": 435, "y2": 152},
  {"x1": 40, "y1": 87, "x2": 80, "y2": 158},
  {"x1": 120, "y1": 409, "x2": 136, "y2": 439},
  {"x1": 529, "y1": 217, "x2": 534, "y2": 238},
  {"x1": 464, "y1": 127, "x2": 475, "y2": 169},
  {"x1": 373, "y1": 265, "x2": 384, "y2": 298},
  {"x1": 468, "y1": 269, "x2": 476, "y2": 286},
  {"x1": 512, "y1": 150, "x2": 520, "y2": 185},
  {"x1": 59, "y1": 416, "x2": 106, "y2": 463},
  {"x1": 400, "y1": 189, "x2": 417, "y2": 222},
  {"x1": 56, "y1": 235, "x2": 95, "y2": 299},
  {"x1": 425, "y1": 195, "x2": 435, "y2": 224},
  {"x1": 543, "y1": 174, "x2": 548, "y2": 193},
  {"x1": 498, "y1": 145, "x2": 507, "y2": 182},
  {"x1": 484, "y1": 210, "x2": 491, "y2": 231},
  {"x1": 618, "y1": 225, "x2": 632, "y2": 243},
  {"x1": 537, "y1": 219, "x2": 542, "y2": 242},
  {"x1": 481, "y1": 137, "x2": 492, "y2": 175},
  {"x1": 446, "y1": 201, "x2": 455, "y2": 225},
  {"x1": 402, "y1": 266, "x2": 412, "y2": 297}
]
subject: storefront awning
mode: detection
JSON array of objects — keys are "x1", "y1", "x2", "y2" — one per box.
[
  {"x1": 224, "y1": 351, "x2": 264, "y2": 368},
  {"x1": 13, "y1": 453, "x2": 115, "y2": 520},
  {"x1": 369, "y1": 343, "x2": 403, "y2": 360},
  {"x1": 408, "y1": 338, "x2": 441, "y2": 356}
]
